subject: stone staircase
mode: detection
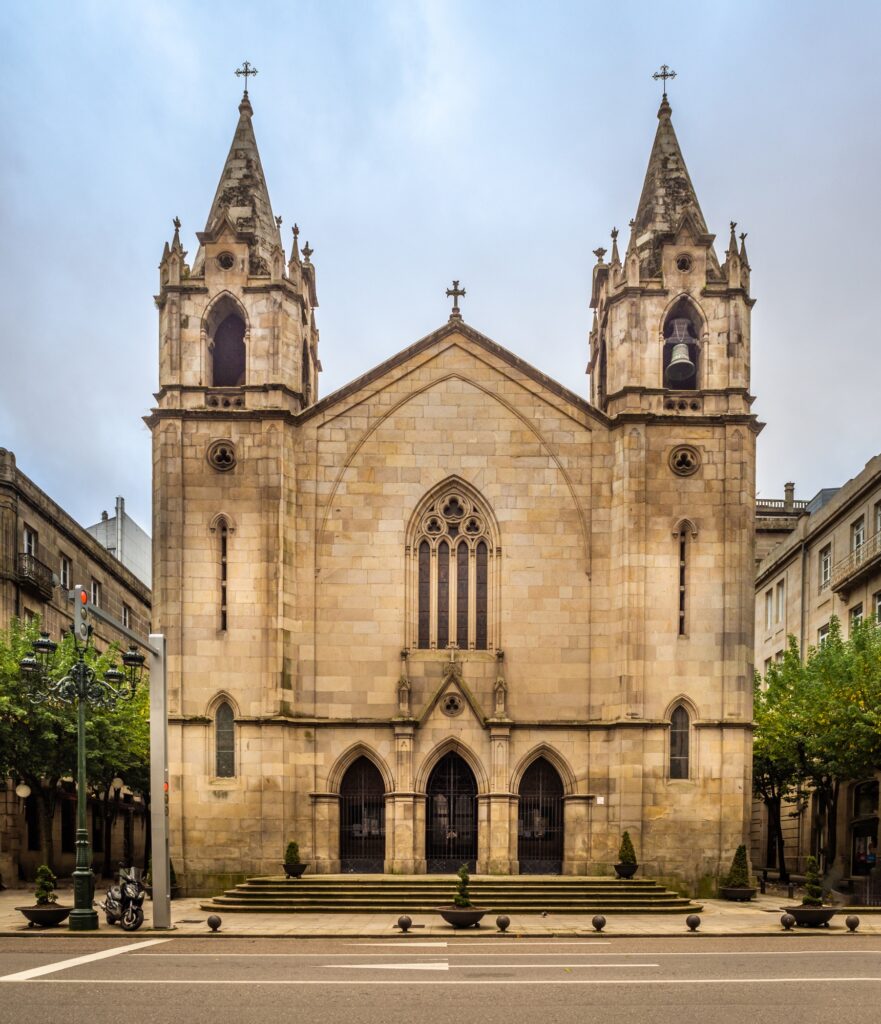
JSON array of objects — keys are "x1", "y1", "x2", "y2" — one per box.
[{"x1": 201, "y1": 874, "x2": 699, "y2": 914}]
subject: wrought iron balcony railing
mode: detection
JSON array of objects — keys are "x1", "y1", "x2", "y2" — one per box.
[
  {"x1": 829, "y1": 530, "x2": 881, "y2": 596},
  {"x1": 16, "y1": 552, "x2": 55, "y2": 600}
]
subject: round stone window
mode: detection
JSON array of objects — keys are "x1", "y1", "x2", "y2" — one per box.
[
  {"x1": 669, "y1": 445, "x2": 701, "y2": 477},
  {"x1": 207, "y1": 439, "x2": 237, "y2": 472},
  {"x1": 676, "y1": 253, "x2": 692, "y2": 273},
  {"x1": 216, "y1": 252, "x2": 235, "y2": 271},
  {"x1": 441, "y1": 693, "x2": 464, "y2": 717}
]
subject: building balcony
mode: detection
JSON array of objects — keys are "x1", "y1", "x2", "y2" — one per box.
[
  {"x1": 16, "y1": 552, "x2": 54, "y2": 600},
  {"x1": 830, "y1": 531, "x2": 881, "y2": 597}
]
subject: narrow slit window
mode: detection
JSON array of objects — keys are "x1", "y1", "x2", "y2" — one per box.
[
  {"x1": 215, "y1": 701, "x2": 235, "y2": 778},
  {"x1": 476, "y1": 541, "x2": 488, "y2": 650},
  {"x1": 219, "y1": 520, "x2": 229, "y2": 632},
  {"x1": 670, "y1": 705, "x2": 690, "y2": 779},
  {"x1": 678, "y1": 530, "x2": 687, "y2": 636}
]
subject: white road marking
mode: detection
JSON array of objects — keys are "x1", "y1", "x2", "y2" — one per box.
[
  {"x1": 24, "y1": 976, "x2": 881, "y2": 986},
  {"x1": 0, "y1": 939, "x2": 170, "y2": 983},
  {"x1": 331, "y1": 961, "x2": 449, "y2": 971},
  {"x1": 449, "y1": 963, "x2": 659, "y2": 969}
]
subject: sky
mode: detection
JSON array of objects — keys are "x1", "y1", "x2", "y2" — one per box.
[{"x1": 2, "y1": 1, "x2": 881, "y2": 534}]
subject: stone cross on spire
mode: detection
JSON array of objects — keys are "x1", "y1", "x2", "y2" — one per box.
[
  {"x1": 652, "y1": 64, "x2": 676, "y2": 99},
  {"x1": 235, "y1": 61, "x2": 258, "y2": 96},
  {"x1": 446, "y1": 280, "x2": 466, "y2": 320}
]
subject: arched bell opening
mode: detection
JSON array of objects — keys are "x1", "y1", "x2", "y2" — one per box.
[
  {"x1": 212, "y1": 314, "x2": 246, "y2": 386},
  {"x1": 517, "y1": 757, "x2": 564, "y2": 874},
  {"x1": 662, "y1": 298, "x2": 701, "y2": 390},
  {"x1": 425, "y1": 751, "x2": 478, "y2": 873},
  {"x1": 339, "y1": 756, "x2": 386, "y2": 873}
]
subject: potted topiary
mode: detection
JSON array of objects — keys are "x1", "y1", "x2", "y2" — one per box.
[
  {"x1": 283, "y1": 841, "x2": 308, "y2": 879},
  {"x1": 719, "y1": 845, "x2": 757, "y2": 901},
  {"x1": 16, "y1": 865, "x2": 72, "y2": 928},
  {"x1": 614, "y1": 831, "x2": 639, "y2": 879},
  {"x1": 437, "y1": 864, "x2": 487, "y2": 928},
  {"x1": 782, "y1": 856, "x2": 836, "y2": 927}
]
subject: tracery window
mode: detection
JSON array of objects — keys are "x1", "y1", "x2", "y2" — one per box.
[
  {"x1": 215, "y1": 701, "x2": 235, "y2": 778},
  {"x1": 409, "y1": 485, "x2": 498, "y2": 650}
]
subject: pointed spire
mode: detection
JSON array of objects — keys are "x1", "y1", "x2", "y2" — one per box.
[
  {"x1": 739, "y1": 231, "x2": 750, "y2": 269},
  {"x1": 610, "y1": 227, "x2": 620, "y2": 265},
  {"x1": 290, "y1": 223, "x2": 300, "y2": 263},
  {"x1": 626, "y1": 218, "x2": 637, "y2": 256},
  {"x1": 633, "y1": 97, "x2": 715, "y2": 275},
  {"x1": 171, "y1": 216, "x2": 184, "y2": 254},
  {"x1": 192, "y1": 91, "x2": 279, "y2": 276},
  {"x1": 727, "y1": 220, "x2": 738, "y2": 258}
]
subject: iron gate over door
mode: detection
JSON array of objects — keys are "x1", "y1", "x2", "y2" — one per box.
[
  {"x1": 339, "y1": 756, "x2": 386, "y2": 873},
  {"x1": 518, "y1": 757, "x2": 564, "y2": 874},
  {"x1": 426, "y1": 751, "x2": 478, "y2": 873}
]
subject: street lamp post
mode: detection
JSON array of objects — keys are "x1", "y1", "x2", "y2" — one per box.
[{"x1": 18, "y1": 587, "x2": 145, "y2": 931}]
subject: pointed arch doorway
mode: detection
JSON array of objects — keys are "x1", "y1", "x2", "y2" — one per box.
[
  {"x1": 426, "y1": 751, "x2": 478, "y2": 873},
  {"x1": 518, "y1": 757, "x2": 564, "y2": 874},
  {"x1": 339, "y1": 757, "x2": 386, "y2": 873}
]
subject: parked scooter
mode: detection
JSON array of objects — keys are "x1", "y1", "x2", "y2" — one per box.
[{"x1": 100, "y1": 865, "x2": 146, "y2": 931}]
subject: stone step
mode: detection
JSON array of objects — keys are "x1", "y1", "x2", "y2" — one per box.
[{"x1": 202, "y1": 873, "x2": 697, "y2": 914}]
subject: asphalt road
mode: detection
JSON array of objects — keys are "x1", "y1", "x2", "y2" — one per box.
[{"x1": 0, "y1": 935, "x2": 877, "y2": 1024}]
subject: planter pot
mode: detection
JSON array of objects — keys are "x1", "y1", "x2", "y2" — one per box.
[
  {"x1": 283, "y1": 862, "x2": 308, "y2": 879},
  {"x1": 437, "y1": 906, "x2": 487, "y2": 929},
  {"x1": 614, "y1": 862, "x2": 638, "y2": 879},
  {"x1": 17, "y1": 905, "x2": 72, "y2": 928},
  {"x1": 781, "y1": 905, "x2": 837, "y2": 928},
  {"x1": 719, "y1": 886, "x2": 757, "y2": 902}
]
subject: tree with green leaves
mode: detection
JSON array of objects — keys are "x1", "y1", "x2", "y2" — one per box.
[{"x1": 0, "y1": 616, "x2": 150, "y2": 873}]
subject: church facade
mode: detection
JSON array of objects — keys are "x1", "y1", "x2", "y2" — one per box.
[{"x1": 148, "y1": 88, "x2": 759, "y2": 896}]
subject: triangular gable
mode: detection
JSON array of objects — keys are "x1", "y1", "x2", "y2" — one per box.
[
  {"x1": 300, "y1": 318, "x2": 609, "y2": 428},
  {"x1": 417, "y1": 655, "x2": 488, "y2": 728}
]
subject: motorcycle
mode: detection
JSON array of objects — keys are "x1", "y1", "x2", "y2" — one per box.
[{"x1": 100, "y1": 865, "x2": 146, "y2": 931}]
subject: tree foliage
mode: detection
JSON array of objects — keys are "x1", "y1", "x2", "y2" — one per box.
[
  {"x1": 754, "y1": 616, "x2": 881, "y2": 876},
  {"x1": 0, "y1": 616, "x2": 150, "y2": 872}
]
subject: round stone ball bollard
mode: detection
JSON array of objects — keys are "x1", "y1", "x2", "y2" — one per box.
[
  {"x1": 397, "y1": 916, "x2": 412, "y2": 933},
  {"x1": 685, "y1": 914, "x2": 701, "y2": 932},
  {"x1": 207, "y1": 915, "x2": 222, "y2": 933},
  {"x1": 496, "y1": 915, "x2": 510, "y2": 933},
  {"x1": 592, "y1": 915, "x2": 606, "y2": 933},
  {"x1": 781, "y1": 914, "x2": 796, "y2": 931},
  {"x1": 846, "y1": 915, "x2": 860, "y2": 933}
]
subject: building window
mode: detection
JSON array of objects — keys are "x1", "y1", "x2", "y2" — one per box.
[
  {"x1": 851, "y1": 781, "x2": 879, "y2": 877},
  {"x1": 852, "y1": 516, "x2": 866, "y2": 553},
  {"x1": 90, "y1": 579, "x2": 101, "y2": 607},
  {"x1": 765, "y1": 590, "x2": 773, "y2": 632},
  {"x1": 215, "y1": 701, "x2": 235, "y2": 778},
  {"x1": 678, "y1": 529, "x2": 688, "y2": 636},
  {"x1": 219, "y1": 519, "x2": 229, "y2": 632},
  {"x1": 23, "y1": 526, "x2": 37, "y2": 556},
  {"x1": 851, "y1": 603, "x2": 864, "y2": 632},
  {"x1": 59, "y1": 555, "x2": 71, "y2": 590},
  {"x1": 122, "y1": 604, "x2": 131, "y2": 630},
  {"x1": 669, "y1": 705, "x2": 690, "y2": 779},
  {"x1": 775, "y1": 649, "x2": 784, "y2": 663},
  {"x1": 411, "y1": 485, "x2": 496, "y2": 650},
  {"x1": 875, "y1": 591, "x2": 881, "y2": 622},
  {"x1": 775, "y1": 580, "x2": 785, "y2": 624},
  {"x1": 818, "y1": 622, "x2": 830, "y2": 647},
  {"x1": 875, "y1": 501, "x2": 881, "y2": 537},
  {"x1": 819, "y1": 545, "x2": 832, "y2": 590},
  {"x1": 23, "y1": 608, "x2": 36, "y2": 624},
  {"x1": 764, "y1": 657, "x2": 772, "y2": 675}
]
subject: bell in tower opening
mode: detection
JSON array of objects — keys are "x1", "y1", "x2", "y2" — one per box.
[{"x1": 663, "y1": 317, "x2": 698, "y2": 389}]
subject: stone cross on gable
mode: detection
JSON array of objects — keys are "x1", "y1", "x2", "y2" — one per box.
[
  {"x1": 235, "y1": 61, "x2": 258, "y2": 94},
  {"x1": 652, "y1": 64, "x2": 676, "y2": 98},
  {"x1": 446, "y1": 280, "x2": 466, "y2": 320}
]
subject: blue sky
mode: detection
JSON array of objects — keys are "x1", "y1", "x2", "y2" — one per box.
[{"x1": 2, "y1": 1, "x2": 880, "y2": 531}]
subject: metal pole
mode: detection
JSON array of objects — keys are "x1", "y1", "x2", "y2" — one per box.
[
  {"x1": 149, "y1": 634, "x2": 171, "y2": 929},
  {"x1": 69, "y1": 662, "x2": 98, "y2": 931}
]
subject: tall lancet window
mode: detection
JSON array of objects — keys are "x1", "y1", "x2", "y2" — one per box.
[
  {"x1": 678, "y1": 527, "x2": 687, "y2": 636},
  {"x1": 669, "y1": 705, "x2": 690, "y2": 780},
  {"x1": 215, "y1": 701, "x2": 235, "y2": 778},
  {"x1": 218, "y1": 518, "x2": 229, "y2": 632},
  {"x1": 409, "y1": 483, "x2": 499, "y2": 651}
]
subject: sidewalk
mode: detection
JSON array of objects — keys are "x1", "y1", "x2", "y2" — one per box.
[{"x1": 1, "y1": 884, "x2": 878, "y2": 938}]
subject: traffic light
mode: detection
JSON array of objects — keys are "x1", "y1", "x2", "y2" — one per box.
[{"x1": 73, "y1": 586, "x2": 90, "y2": 642}]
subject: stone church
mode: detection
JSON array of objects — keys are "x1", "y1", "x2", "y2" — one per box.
[{"x1": 148, "y1": 87, "x2": 758, "y2": 896}]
